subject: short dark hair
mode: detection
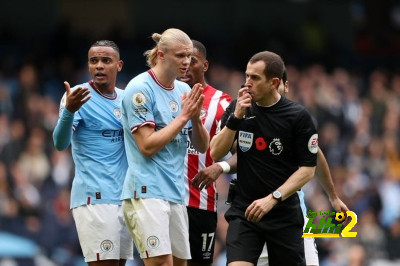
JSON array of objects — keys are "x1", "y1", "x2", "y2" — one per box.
[
  {"x1": 248, "y1": 51, "x2": 284, "y2": 81},
  {"x1": 90, "y1": 40, "x2": 120, "y2": 54},
  {"x1": 191, "y1": 39, "x2": 207, "y2": 59}
]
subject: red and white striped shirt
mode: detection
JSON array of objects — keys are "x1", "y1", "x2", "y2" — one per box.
[{"x1": 184, "y1": 84, "x2": 232, "y2": 211}]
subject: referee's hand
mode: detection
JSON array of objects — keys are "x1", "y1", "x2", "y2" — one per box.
[{"x1": 245, "y1": 194, "x2": 278, "y2": 222}]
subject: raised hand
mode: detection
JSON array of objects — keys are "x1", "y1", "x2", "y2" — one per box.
[
  {"x1": 181, "y1": 83, "x2": 204, "y2": 121},
  {"x1": 64, "y1": 81, "x2": 91, "y2": 113},
  {"x1": 234, "y1": 86, "x2": 252, "y2": 119}
]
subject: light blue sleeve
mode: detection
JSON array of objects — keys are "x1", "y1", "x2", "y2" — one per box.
[{"x1": 53, "y1": 109, "x2": 75, "y2": 150}]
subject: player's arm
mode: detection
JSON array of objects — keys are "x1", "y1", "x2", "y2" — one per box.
[
  {"x1": 192, "y1": 153, "x2": 238, "y2": 190},
  {"x1": 134, "y1": 84, "x2": 207, "y2": 157},
  {"x1": 210, "y1": 87, "x2": 250, "y2": 161},
  {"x1": 188, "y1": 86, "x2": 209, "y2": 153},
  {"x1": 53, "y1": 81, "x2": 90, "y2": 150},
  {"x1": 210, "y1": 126, "x2": 236, "y2": 161},
  {"x1": 316, "y1": 148, "x2": 349, "y2": 213}
]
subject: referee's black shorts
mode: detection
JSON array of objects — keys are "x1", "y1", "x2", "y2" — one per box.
[
  {"x1": 225, "y1": 194, "x2": 305, "y2": 266},
  {"x1": 187, "y1": 206, "x2": 218, "y2": 263}
]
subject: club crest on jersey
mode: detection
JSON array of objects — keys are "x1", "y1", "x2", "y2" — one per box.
[
  {"x1": 308, "y1": 134, "x2": 319, "y2": 154},
  {"x1": 170, "y1": 101, "x2": 179, "y2": 112},
  {"x1": 132, "y1": 92, "x2": 146, "y2": 106},
  {"x1": 238, "y1": 131, "x2": 253, "y2": 152},
  {"x1": 200, "y1": 108, "x2": 207, "y2": 119},
  {"x1": 269, "y1": 138, "x2": 283, "y2": 155},
  {"x1": 100, "y1": 240, "x2": 114, "y2": 252},
  {"x1": 147, "y1": 236, "x2": 160, "y2": 249},
  {"x1": 114, "y1": 108, "x2": 122, "y2": 119}
]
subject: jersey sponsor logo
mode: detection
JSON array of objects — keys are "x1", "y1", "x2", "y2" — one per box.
[
  {"x1": 147, "y1": 236, "x2": 160, "y2": 249},
  {"x1": 170, "y1": 101, "x2": 179, "y2": 112},
  {"x1": 102, "y1": 129, "x2": 124, "y2": 142},
  {"x1": 134, "y1": 108, "x2": 148, "y2": 114},
  {"x1": 308, "y1": 134, "x2": 318, "y2": 154},
  {"x1": 186, "y1": 140, "x2": 200, "y2": 155},
  {"x1": 114, "y1": 108, "x2": 122, "y2": 119},
  {"x1": 269, "y1": 138, "x2": 283, "y2": 155},
  {"x1": 238, "y1": 131, "x2": 253, "y2": 152},
  {"x1": 132, "y1": 92, "x2": 146, "y2": 106},
  {"x1": 100, "y1": 240, "x2": 114, "y2": 252}
]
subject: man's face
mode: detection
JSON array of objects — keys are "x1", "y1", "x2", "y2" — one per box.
[
  {"x1": 88, "y1": 46, "x2": 122, "y2": 89},
  {"x1": 160, "y1": 43, "x2": 192, "y2": 78},
  {"x1": 245, "y1": 60, "x2": 278, "y2": 104},
  {"x1": 178, "y1": 48, "x2": 208, "y2": 87}
]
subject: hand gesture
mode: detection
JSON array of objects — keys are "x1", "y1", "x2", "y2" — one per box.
[
  {"x1": 192, "y1": 163, "x2": 223, "y2": 190},
  {"x1": 181, "y1": 83, "x2": 204, "y2": 121},
  {"x1": 245, "y1": 195, "x2": 277, "y2": 222},
  {"x1": 64, "y1": 81, "x2": 91, "y2": 113},
  {"x1": 234, "y1": 86, "x2": 252, "y2": 118}
]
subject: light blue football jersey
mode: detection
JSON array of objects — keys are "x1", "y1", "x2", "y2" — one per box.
[
  {"x1": 53, "y1": 81, "x2": 127, "y2": 209},
  {"x1": 121, "y1": 70, "x2": 191, "y2": 204}
]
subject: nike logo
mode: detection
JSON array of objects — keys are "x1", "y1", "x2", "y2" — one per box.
[{"x1": 245, "y1": 116, "x2": 256, "y2": 120}]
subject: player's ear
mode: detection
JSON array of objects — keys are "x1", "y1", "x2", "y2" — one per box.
[
  {"x1": 203, "y1": 60, "x2": 209, "y2": 72},
  {"x1": 157, "y1": 50, "x2": 165, "y2": 61},
  {"x1": 272, "y1": 77, "x2": 280, "y2": 88},
  {"x1": 118, "y1": 60, "x2": 124, "y2": 72},
  {"x1": 285, "y1": 81, "x2": 289, "y2": 93}
]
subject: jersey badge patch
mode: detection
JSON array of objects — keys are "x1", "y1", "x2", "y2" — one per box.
[
  {"x1": 114, "y1": 108, "x2": 122, "y2": 119},
  {"x1": 269, "y1": 138, "x2": 283, "y2": 155},
  {"x1": 100, "y1": 240, "x2": 114, "y2": 252},
  {"x1": 170, "y1": 101, "x2": 179, "y2": 112},
  {"x1": 132, "y1": 92, "x2": 146, "y2": 106},
  {"x1": 238, "y1": 131, "x2": 253, "y2": 152},
  {"x1": 147, "y1": 236, "x2": 160, "y2": 249},
  {"x1": 308, "y1": 134, "x2": 319, "y2": 154}
]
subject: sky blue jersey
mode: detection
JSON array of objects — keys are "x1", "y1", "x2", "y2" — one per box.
[
  {"x1": 121, "y1": 70, "x2": 192, "y2": 204},
  {"x1": 53, "y1": 81, "x2": 127, "y2": 209}
]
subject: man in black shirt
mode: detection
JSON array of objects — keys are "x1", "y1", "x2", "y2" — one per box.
[{"x1": 209, "y1": 51, "x2": 318, "y2": 265}]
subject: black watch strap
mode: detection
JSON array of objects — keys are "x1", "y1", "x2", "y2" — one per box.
[{"x1": 226, "y1": 113, "x2": 243, "y2": 131}]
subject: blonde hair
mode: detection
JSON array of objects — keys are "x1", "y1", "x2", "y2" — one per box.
[{"x1": 144, "y1": 28, "x2": 192, "y2": 68}]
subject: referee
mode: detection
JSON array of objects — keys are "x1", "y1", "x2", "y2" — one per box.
[{"x1": 209, "y1": 51, "x2": 318, "y2": 265}]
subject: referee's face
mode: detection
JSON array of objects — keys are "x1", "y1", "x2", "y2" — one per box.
[{"x1": 245, "y1": 61, "x2": 279, "y2": 105}]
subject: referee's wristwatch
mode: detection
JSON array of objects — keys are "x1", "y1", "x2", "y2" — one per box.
[{"x1": 272, "y1": 190, "x2": 282, "y2": 202}]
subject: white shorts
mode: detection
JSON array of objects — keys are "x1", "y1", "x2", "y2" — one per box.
[
  {"x1": 257, "y1": 217, "x2": 319, "y2": 266},
  {"x1": 72, "y1": 204, "x2": 134, "y2": 262},
  {"x1": 123, "y1": 198, "x2": 191, "y2": 259}
]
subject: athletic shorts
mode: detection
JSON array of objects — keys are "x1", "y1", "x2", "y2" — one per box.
[
  {"x1": 225, "y1": 197, "x2": 305, "y2": 266},
  {"x1": 72, "y1": 204, "x2": 134, "y2": 262},
  {"x1": 123, "y1": 198, "x2": 191, "y2": 259},
  {"x1": 257, "y1": 236, "x2": 319, "y2": 266},
  {"x1": 187, "y1": 207, "x2": 217, "y2": 263}
]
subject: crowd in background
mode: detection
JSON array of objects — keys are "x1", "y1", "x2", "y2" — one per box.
[{"x1": 1, "y1": 33, "x2": 400, "y2": 265}]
